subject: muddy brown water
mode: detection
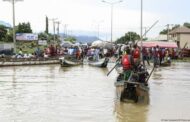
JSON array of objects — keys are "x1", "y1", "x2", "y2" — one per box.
[{"x1": 0, "y1": 62, "x2": 189, "y2": 122}]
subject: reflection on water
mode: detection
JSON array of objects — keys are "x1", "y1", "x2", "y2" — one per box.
[
  {"x1": 114, "y1": 101, "x2": 149, "y2": 122},
  {"x1": 148, "y1": 63, "x2": 190, "y2": 122},
  {"x1": 0, "y1": 64, "x2": 116, "y2": 122},
  {"x1": 0, "y1": 62, "x2": 190, "y2": 122}
]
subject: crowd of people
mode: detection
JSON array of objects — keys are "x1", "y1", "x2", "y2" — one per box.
[{"x1": 115, "y1": 44, "x2": 178, "y2": 85}]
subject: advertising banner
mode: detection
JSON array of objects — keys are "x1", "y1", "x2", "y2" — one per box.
[{"x1": 16, "y1": 33, "x2": 38, "y2": 41}]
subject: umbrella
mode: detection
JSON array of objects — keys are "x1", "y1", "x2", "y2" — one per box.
[
  {"x1": 61, "y1": 41, "x2": 73, "y2": 48},
  {"x1": 91, "y1": 40, "x2": 104, "y2": 48},
  {"x1": 103, "y1": 42, "x2": 114, "y2": 49}
]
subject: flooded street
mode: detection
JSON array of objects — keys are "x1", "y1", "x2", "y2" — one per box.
[{"x1": 0, "y1": 63, "x2": 190, "y2": 122}]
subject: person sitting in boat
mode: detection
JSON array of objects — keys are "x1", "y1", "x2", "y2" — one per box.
[
  {"x1": 135, "y1": 64, "x2": 149, "y2": 85},
  {"x1": 132, "y1": 44, "x2": 140, "y2": 70},
  {"x1": 76, "y1": 47, "x2": 81, "y2": 60},
  {"x1": 164, "y1": 48, "x2": 171, "y2": 63},
  {"x1": 94, "y1": 48, "x2": 100, "y2": 61},
  {"x1": 68, "y1": 47, "x2": 74, "y2": 55},
  {"x1": 120, "y1": 47, "x2": 134, "y2": 81}
]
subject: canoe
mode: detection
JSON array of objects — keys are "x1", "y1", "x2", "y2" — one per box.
[
  {"x1": 59, "y1": 57, "x2": 83, "y2": 67},
  {"x1": 115, "y1": 73, "x2": 149, "y2": 103},
  {"x1": 160, "y1": 61, "x2": 171, "y2": 67},
  {"x1": 88, "y1": 58, "x2": 109, "y2": 68},
  {"x1": 0, "y1": 57, "x2": 60, "y2": 67}
]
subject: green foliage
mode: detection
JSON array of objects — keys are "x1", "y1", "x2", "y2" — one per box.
[
  {"x1": 183, "y1": 22, "x2": 190, "y2": 28},
  {"x1": 38, "y1": 32, "x2": 48, "y2": 40},
  {"x1": 5, "y1": 29, "x2": 13, "y2": 42},
  {"x1": 64, "y1": 36, "x2": 76, "y2": 43},
  {"x1": 159, "y1": 24, "x2": 180, "y2": 34},
  {"x1": 16, "y1": 41, "x2": 45, "y2": 54},
  {"x1": 16, "y1": 22, "x2": 32, "y2": 33},
  {"x1": 116, "y1": 32, "x2": 140, "y2": 44},
  {"x1": 159, "y1": 29, "x2": 168, "y2": 34},
  {"x1": 0, "y1": 25, "x2": 8, "y2": 41},
  {"x1": 172, "y1": 24, "x2": 180, "y2": 30}
]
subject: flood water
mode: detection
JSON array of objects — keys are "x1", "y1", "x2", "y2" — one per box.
[{"x1": 0, "y1": 62, "x2": 190, "y2": 122}]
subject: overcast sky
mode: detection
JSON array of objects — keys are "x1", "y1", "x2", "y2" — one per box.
[{"x1": 0, "y1": 0, "x2": 190, "y2": 40}]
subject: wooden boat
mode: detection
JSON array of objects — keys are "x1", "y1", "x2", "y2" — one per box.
[
  {"x1": 115, "y1": 71, "x2": 149, "y2": 103},
  {"x1": 88, "y1": 57, "x2": 109, "y2": 68},
  {"x1": 59, "y1": 57, "x2": 83, "y2": 67},
  {"x1": 0, "y1": 57, "x2": 60, "y2": 67},
  {"x1": 160, "y1": 61, "x2": 171, "y2": 67},
  {"x1": 160, "y1": 57, "x2": 172, "y2": 67}
]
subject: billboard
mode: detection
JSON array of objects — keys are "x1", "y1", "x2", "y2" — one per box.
[
  {"x1": 16, "y1": 33, "x2": 38, "y2": 41},
  {"x1": 38, "y1": 40, "x2": 47, "y2": 46}
]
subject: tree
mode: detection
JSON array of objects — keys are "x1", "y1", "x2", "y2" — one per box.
[
  {"x1": 172, "y1": 24, "x2": 180, "y2": 30},
  {"x1": 64, "y1": 36, "x2": 76, "y2": 43},
  {"x1": 183, "y1": 22, "x2": 190, "y2": 28},
  {"x1": 5, "y1": 29, "x2": 13, "y2": 42},
  {"x1": 159, "y1": 24, "x2": 180, "y2": 34},
  {"x1": 116, "y1": 32, "x2": 140, "y2": 44},
  {"x1": 159, "y1": 29, "x2": 168, "y2": 34},
  {"x1": 38, "y1": 32, "x2": 48, "y2": 40},
  {"x1": 0, "y1": 25, "x2": 8, "y2": 41},
  {"x1": 16, "y1": 22, "x2": 32, "y2": 33}
]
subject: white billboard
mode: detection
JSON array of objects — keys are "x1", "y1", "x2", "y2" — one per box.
[
  {"x1": 16, "y1": 33, "x2": 38, "y2": 41},
  {"x1": 38, "y1": 40, "x2": 47, "y2": 46}
]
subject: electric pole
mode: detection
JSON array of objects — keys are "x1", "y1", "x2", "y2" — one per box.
[
  {"x1": 3, "y1": 0, "x2": 24, "y2": 53},
  {"x1": 49, "y1": 18, "x2": 57, "y2": 44},
  {"x1": 166, "y1": 24, "x2": 170, "y2": 41},
  {"x1": 55, "y1": 21, "x2": 61, "y2": 35}
]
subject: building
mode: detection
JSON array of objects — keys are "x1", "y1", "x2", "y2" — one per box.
[
  {"x1": 152, "y1": 34, "x2": 168, "y2": 42},
  {"x1": 169, "y1": 26, "x2": 190, "y2": 48}
]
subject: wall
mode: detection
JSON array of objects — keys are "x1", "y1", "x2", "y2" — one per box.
[
  {"x1": 179, "y1": 34, "x2": 190, "y2": 48},
  {"x1": 0, "y1": 43, "x2": 14, "y2": 50}
]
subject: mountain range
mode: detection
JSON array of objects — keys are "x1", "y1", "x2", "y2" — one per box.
[
  {"x1": 59, "y1": 33, "x2": 100, "y2": 43},
  {"x1": 0, "y1": 20, "x2": 12, "y2": 28}
]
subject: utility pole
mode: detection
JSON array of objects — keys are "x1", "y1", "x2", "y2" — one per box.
[
  {"x1": 64, "y1": 24, "x2": 68, "y2": 38},
  {"x1": 49, "y1": 18, "x2": 57, "y2": 44},
  {"x1": 97, "y1": 21, "x2": 103, "y2": 39},
  {"x1": 3, "y1": 0, "x2": 24, "y2": 54},
  {"x1": 102, "y1": 0, "x2": 123, "y2": 43},
  {"x1": 55, "y1": 21, "x2": 61, "y2": 44},
  {"x1": 45, "y1": 16, "x2": 49, "y2": 34},
  {"x1": 55, "y1": 21, "x2": 61, "y2": 35},
  {"x1": 166, "y1": 24, "x2": 170, "y2": 41},
  {"x1": 144, "y1": 27, "x2": 147, "y2": 39},
  {"x1": 140, "y1": 0, "x2": 143, "y2": 64}
]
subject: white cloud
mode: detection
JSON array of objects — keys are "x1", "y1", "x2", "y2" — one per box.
[{"x1": 0, "y1": 0, "x2": 164, "y2": 40}]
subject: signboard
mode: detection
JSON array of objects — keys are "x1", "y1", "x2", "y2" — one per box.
[
  {"x1": 38, "y1": 40, "x2": 47, "y2": 46},
  {"x1": 16, "y1": 33, "x2": 38, "y2": 41}
]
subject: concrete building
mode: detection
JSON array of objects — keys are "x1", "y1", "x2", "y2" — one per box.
[{"x1": 169, "y1": 26, "x2": 190, "y2": 48}]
